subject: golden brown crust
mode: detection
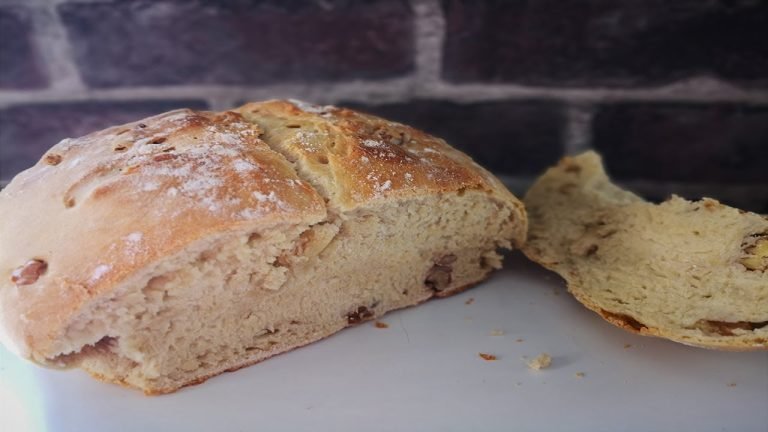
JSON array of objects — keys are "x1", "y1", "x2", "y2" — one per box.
[
  {"x1": 235, "y1": 100, "x2": 523, "y2": 219},
  {"x1": 0, "y1": 109, "x2": 326, "y2": 359}
]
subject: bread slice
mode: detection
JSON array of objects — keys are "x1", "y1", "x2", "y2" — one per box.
[
  {"x1": 522, "y1": 151, "x2": 768, "y2": 350},
  {"x1": 0, "y1": 100, "x2": 526, "y2": 394}
]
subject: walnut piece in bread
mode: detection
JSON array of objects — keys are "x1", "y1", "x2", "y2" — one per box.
[
  {"x1": 0, "y1": 100, "x2": 526, "y2": 394},
  {"x1": 523, "y1": 151, "x2": 768, "y2": 350}
]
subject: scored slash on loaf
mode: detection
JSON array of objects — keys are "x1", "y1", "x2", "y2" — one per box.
[{"x1": 0, "y1": 100, "x2": 526, "y2": 394}]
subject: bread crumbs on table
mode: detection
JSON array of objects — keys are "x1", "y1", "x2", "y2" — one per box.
[
  {"x1": 527, "y1": 353, "x2": 552, "y2": 370},
  {"x1": 464, "y1": 297, "x2": 475, "y2": 305},
  {"x1": 478, "y1": 353, "x2": 497, "y2": 361},
  {"x1": 515, "y1": 338, "x2": 524, "y2": 343},
  {"x1": 727, "y1": 382, "x2": 737, "y2": 387},
  {"x1": 575, "y1": 372, "x2": 585, "y2": 378},
  {"x1": 623, "y1": 343, "x2": 632, "y2": 349},
  {"x1": 374, "y1": 321, "x2": 389, "y2": 329},
  {"x1": 489, "y1": 329, "x2": 505, "y2": 336}
]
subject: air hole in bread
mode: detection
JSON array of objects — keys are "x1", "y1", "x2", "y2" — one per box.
[
  {"x1": 272, "y1": 255, "x2": 289, "y2": 268},
  {"x1": 149, "y1": 137, "x2": 167, "y2": 145},
  {"x1": 197, "y1": 248, "x2": 219, "y2": 263},
  {"x1": 247, "y1": 232, "x2": 261, "y2": 247},
  {"x1": 46, "y1": 334, "x2": 131, "y2": 372},
  {"x1": 251, "y1": 327, "x2": 279, "y2": 339},
  {"x1": 285, "y1": 124, "x2": 301, "y2": 129},
  {"x1": 44, "y1": 153, "x2": 63, "y2": 166},
  {"x1": 570, "y1": 238, "x2": 599, "y2": 257},
  {"x1": 113, "y1": 145, "x2": 128, "y2": 152},
  {"x1": 93, "y1": 335, "x2": 119, "y2": 352},
  {"x1": 479, "y1": 256, "x2": 491, "y2": 269},
  {"x1": 64, "y1": 197, "x2": 76, "y2": 208},
  {"x1": 693, "y1": 320, "x2": 768, "y2": 336},
  {"x1": 346, "y1": 306, "x2": 374, "y2": 324},
  {"x1": 316, "y1": 155, "x2": 329, "y2": 165},
  {"x1": 425, "y1": 254, "x2": 457, "y2": 291},
  {"x1": 161, "y1": 146, "x2": 176, "y2": 153}
]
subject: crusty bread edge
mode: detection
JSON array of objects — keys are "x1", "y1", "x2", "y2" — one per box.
[
  {"x1": 524, "y1": 246, "x2": 767, "y2": 351},
  {"x1": 521, "y1": 153, "x2": 768, "y2": 352}
]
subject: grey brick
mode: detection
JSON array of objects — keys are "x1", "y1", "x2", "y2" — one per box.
[
  {"x1": 0, "y1": 6, "x2": 48, "y2": 89},
  {"x1": 59, "y1": 0, "x2": 414, "y2": 87},
  {"x1": 442, "y1": 0, "x2": 768, "y2": 87},
  {"x1": 593, "y1": 102, "x2": 768, "y2": 183}
]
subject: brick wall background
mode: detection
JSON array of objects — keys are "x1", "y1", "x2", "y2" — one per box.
[{"x1": 1, "y1": 0, "x2": 767, "y2": 211}]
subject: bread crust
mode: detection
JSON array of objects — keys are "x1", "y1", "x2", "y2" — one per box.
[
  {"x1": 0, "y1": 109, "x2": 327, "y2": 360},
  {"x1": 522, "y1": 152, "x2": 768, "y2": 350},
  {"x1": 0, "y1": 100, "x2": 527, "y2": 386},
  {"x1": 236, "y1": 100, "x2": 525, "y2": 223}
]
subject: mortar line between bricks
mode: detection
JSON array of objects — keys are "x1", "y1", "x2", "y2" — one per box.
[
  {"x1": 28, "y1": 2, "x2": 86, "y2": 91},
  {"x1": 205, "y1": 93, "x2": 242, "y2": 112},
  {"x1": 412, "y1": 0, "x2": 445, "y2": 84},
  {"x1": 2, "y1": 79, "x2": 768, "y2": 109},
  {"x1": 419, "y1": 79, "x2": 768, "y2": 104},
  {"x1": 0, "y1": 78, "x2": 417, "y2": 108},
  {"x1": 563, "y1": 104, "x2": 595, "y2": 155}
]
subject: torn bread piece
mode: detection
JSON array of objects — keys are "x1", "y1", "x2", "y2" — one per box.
[
  {"x1": 0, "y1": 100, "x2": 526, "y2": 394},
  {"x1": 522, "y1": 151, "x2": 768, "y2": 350}
]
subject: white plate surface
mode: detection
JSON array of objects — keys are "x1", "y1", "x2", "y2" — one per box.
[{"x1": 1, "y1": 253, "x2": 766, "y2": 432}]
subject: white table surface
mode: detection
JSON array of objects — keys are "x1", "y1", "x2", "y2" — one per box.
[{"x1": 1, "y1": 252, "x2": 766, "y2": 432}]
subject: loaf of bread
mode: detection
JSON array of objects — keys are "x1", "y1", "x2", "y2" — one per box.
[
  {"x1": 522, "y1": 151, "x2": 767, "y2": 350},
  {"x1": 0, "y1": 100, "x2": 526, "y2": 393}
]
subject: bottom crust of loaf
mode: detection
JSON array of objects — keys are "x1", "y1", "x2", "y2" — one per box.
[{"x1": 49, "y1": 191, "x2": 521, "y2": 394}]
